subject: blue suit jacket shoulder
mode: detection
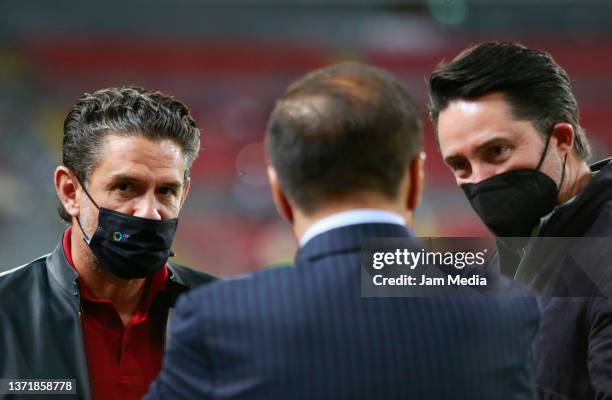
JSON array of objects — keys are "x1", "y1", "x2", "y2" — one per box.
[{"x1": 147, "y1": 223, "x2": 539, "y2": 400}]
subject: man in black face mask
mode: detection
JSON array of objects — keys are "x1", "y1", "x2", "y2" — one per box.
[
  {"x1": 429, "y1": 42, "x2": 612, "y2": 400},
  {"x1": 0, "y1": 87, "x2": 215, "y2": 400}
]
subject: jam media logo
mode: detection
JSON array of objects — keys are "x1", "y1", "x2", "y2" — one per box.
[{"x1": 112, "y1": 232, "x2": 130, "y2": 242}]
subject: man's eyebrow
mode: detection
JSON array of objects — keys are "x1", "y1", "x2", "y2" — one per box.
[
  {"x1": 475, "y1": 137, "x2": 512, "y2": 151},
  {"x1": 107, "y1": 174, "x2": 141, "y2": 183},
  {"x1": 159, "y1": 181, "x2": 183, "y2": 190},
  {"x1": 443, "y1": 136, "x2": 513, "y2": 164},
  {"x1": 108, "y1": 174, "x2": 183, "y2": 188}
]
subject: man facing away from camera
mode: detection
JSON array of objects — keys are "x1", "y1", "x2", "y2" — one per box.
[
  {"x1": 0, "y1": 87, "x2": 215, "y2": 400},
  {"x1": 429, "y1": 41, "x2": 612, "y2": 399},
  {"x1": 146, "y1": 62, "x2": 539, "y2": 400}
]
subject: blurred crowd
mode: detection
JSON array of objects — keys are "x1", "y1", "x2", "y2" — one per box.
[{"x1": 0, "y1": 1, "x2": 610, "y2": 276}]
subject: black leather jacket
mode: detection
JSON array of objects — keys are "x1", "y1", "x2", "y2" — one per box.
[{"x1": 0, "y1": 240, "x2": 215, "y2": 399}]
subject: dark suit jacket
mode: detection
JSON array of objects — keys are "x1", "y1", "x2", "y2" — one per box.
[{"x1": 146, "y1": 223, "x2": 539, "y2": 400}]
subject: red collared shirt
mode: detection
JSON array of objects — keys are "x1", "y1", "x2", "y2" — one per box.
[{"x1": 63, "y1": 227, "x2": 171, "y2": 400}]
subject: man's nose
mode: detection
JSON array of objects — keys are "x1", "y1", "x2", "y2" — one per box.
[{"x1": 133, "y1": 195, "x2": 162, "y2": 220}]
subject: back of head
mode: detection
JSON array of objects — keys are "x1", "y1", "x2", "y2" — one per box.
[
  {"x1": 428, "y1": 41, "x2": 591, "y2": 161},
  {"x1": 266, "y1": 62, "x2": 423, "y2": 214}
]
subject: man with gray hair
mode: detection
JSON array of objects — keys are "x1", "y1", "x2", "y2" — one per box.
[{"x1": 0, "y1": 87, "x2": 215, "y2": 400}]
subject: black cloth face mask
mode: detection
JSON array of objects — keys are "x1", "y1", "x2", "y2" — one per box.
[
  {"x1": 76, "y1": 181, "x2": 178, "y2": 280},
  {"x1": 461, "y1": 134, "x2": 566, "y2": 242}
]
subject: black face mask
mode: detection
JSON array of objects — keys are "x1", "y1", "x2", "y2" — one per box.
[
  {"x1": 461, "y1": 134, "x2": 566, "y2": 242},
  {"x1": 76, "y1": 182, "x2": 178, "y2": 280}
]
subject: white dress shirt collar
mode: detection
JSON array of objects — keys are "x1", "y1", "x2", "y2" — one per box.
[{"x1": 299, "y1": 208, "x2": 407, "y2": 248}]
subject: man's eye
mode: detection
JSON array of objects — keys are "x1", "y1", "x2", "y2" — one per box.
[
  {"x1": 158, "y1": 187, "x2": 175, "y2": 196},
  {"x1": 450, "y1": 160, "x2": 468, "y2": 171},
  {"x1": 489, "y1": 145, "x2": 509, "y2": 158},
  {"x1": 117, "y1": 183, "x2": 131, "y2": 192}
]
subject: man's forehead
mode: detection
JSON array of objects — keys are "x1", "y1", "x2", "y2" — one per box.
[
  {"x1": 101, "y1": 134, "x2": 182, "y2": 154},
  {"x1": 93, "y1": 134, "x2": 186, "y2": 179},
  {"x1": 437, "y1": 95, "x2": 525, "y2": 156},
  {"x1": 448, "y1": 99, "x2": 483, "y2": 115}
]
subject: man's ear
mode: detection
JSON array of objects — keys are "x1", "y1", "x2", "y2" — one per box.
[
  {"x1": 267, "y1": 166, "x2": 294, "y2": 223},
  {"x1": 551, "y1": 122, "x2": 575, "y2": 158},
  {"x1": 407, "y1": 152, "x2": 426, "y2": 212},
  {"x1": 55, "y1": 166, "x2": 80, "y2": 219},
  {"x1": 179, "y1": 176, "x2": 191, "y2": 210}
]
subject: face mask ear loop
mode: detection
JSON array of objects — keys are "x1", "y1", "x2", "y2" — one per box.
[
  {"x1": 535, "y1": 132, "x2": 553, "y2": 172},
  {"x1": 558, "y1": 153, "x2": 568, "y2": 196},
  {"x1": 76, "y1": 178, "x2": 100, "y2": 210},
  {"x1": 76, "y1": 216, "x2": 92, "y2": 245},
  {"x1": 74, "y1": 176, "x2": 100, "y2": 245}
]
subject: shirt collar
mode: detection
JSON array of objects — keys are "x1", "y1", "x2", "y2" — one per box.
[{"x1": 299, "y1": 208, "x2": 406, "y2": 248}]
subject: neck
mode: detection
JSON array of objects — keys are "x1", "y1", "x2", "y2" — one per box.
[
  {"x1": 293, "y1": 199, "x2": 410, "y2": 243},
  {"x1": 558, "y1": 159, "x2": 592, "y2": 204},
  {"x1": 70, "y1": 227, "x2": 146, "y2": 325}
]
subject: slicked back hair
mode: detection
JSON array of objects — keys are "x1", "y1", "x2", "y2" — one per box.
[
  {"x1": 59, "y1": 86, "x2": 200, "y2": 222},
  {"x1": 429, "y1": 41, "x2": 591, "y2": 161}
]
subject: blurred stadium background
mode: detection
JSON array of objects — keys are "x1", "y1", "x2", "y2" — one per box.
[{"x1": 0, "y1": 0, "x2": 610, "y2": 277}]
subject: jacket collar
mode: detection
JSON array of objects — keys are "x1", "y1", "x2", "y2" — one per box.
[
  {"x1": 296, "y1": 222, "x2": 414, "y2": 265},
  {"x1": 539, "y1": 157, "x2": 612, "y2": 237},
  {"x1": 47, "y1": 242, "x2": 80, "y2": 298}
]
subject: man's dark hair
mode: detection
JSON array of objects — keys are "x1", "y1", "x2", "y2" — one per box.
[
  {"x1": 266, "y1": 62, "x2": 423, "y2": 214},
  {"x1": 59, "y1": 86, "x2": 200, "y2": 222},
  {"x1": 428, "y1": 41, "x2": 591, "y2": 161}
]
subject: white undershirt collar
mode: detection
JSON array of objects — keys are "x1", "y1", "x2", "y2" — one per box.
[{"x1": 299, "y1": 208, "x2": 407, "y2": 248}]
